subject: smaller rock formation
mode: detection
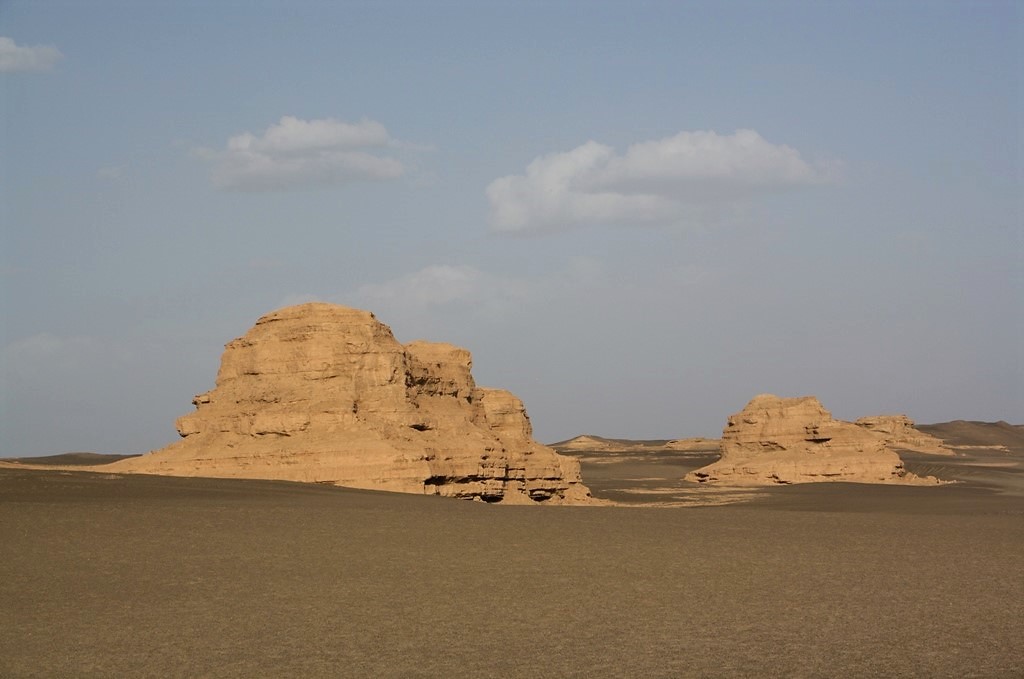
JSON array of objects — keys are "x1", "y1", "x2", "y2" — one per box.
[
  {"x1": 686, "y1": 394, "x2": 940, "y2": 486},
  {"x1": 854, "y1": 415, "x2": 953, "y2": 455}
]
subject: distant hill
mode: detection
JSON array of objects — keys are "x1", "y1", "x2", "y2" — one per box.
[
  {"x1": 918, "y1": 421, "x2": 1024, "y2": 453},
  {"x1": 549, "y1": 434, "x2": 718, "y2": 453},
  {"x1": 3, "y1": 452, "x2": 141, "y2": 467},
  {"x1": 549, "y1": 435, "x2": 674, "y2": 452}
]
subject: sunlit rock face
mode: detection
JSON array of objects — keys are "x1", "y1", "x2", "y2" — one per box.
[
  {"x1": 685, "y1": 394, "x2": 940, "y2": 486},
  {"x1": 854, "y1": 415, "x2": 953, "y2": 455},
  {"x1": 112, "y1": 303, "x2": 592, "y2": 504}
]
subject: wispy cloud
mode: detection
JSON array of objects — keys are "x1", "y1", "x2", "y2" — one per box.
[
  {"x1": 487, "y1": 129, "x2": 838, "y2": 233},
  {"x1": 0, "y1": 36, "x2": 62, "y2": 72},
  {"x1": 343, "y1": 258, "x2": 616, "y2": 334},
  {"x1": 353, "y1": 264, "x2": 528, "y2": 310},
  {"x1": 196, "y1": 116, "x2": 406, "y2": 191}
]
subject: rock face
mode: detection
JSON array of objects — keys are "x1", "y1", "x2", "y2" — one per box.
[
  {"x1": 685, "y1": 394, "x2": 938, "y2": 486},
  {"x1": 111, "y1": 303, "x2": 592, "y2": 504},
  {"x1": 854, "y1": 415, "x2": 953, "y2": 455}
]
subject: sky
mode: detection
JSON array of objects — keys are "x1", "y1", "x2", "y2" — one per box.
[{"x1": 1, "y1": 0, "x2": 1021, "y2": 456}]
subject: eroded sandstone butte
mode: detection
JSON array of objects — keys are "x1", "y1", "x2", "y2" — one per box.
[
  {"x1": 685, "y1": 394, "x2": 942, "y2": 486},
  {"x1": 854, "y1": 415, "x2": 953, "y2": 455},
  {"x1": 111, "y1": 303, "x2": 592, "y2": 504}
]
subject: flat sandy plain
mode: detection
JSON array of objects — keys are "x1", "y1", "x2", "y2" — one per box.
[{"x1": 2, "y1": 423, "x2": 1022, "y2": 678}]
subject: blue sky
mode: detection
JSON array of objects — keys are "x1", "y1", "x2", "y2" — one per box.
[{"x1": 1, "y1": 1, "x2": 1020, "y2": 456}]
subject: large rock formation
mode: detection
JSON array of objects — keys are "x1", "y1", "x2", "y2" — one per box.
[
  {"x1": 854, "y1": 415, "x2": 953, "y2": 455},
  {"x1": 111, "y1": 303, "x2": 592, "y2": 504},
  {"x1": 685, "y1": 394, "x2": 940, "y2": 486}
]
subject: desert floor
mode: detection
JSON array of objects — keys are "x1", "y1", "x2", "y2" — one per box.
[{"x1": 2, "y1": 434, "x2": 1022, "y2": 678}]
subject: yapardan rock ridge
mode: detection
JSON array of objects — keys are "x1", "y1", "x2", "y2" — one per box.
[{"x1": 111, "y1": 303, "x2": 592, "y2": 504}]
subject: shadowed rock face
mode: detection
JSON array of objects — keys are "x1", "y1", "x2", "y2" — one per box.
[
  {"x1": 686, "y1": 394, "x2": 940, "y2": 486},
  {"x1": 111, "y1": 303, "x2": 592, "y2": 504}
]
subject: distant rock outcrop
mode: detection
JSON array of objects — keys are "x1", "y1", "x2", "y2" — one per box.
[
  {"x1": 549, "y1": 435, "x2": 675, "y2": 453},
  {"x1": 854, "y1": 415, "x2": 953, "y2": 455},
  {"x1": 550, "y1": 435, "x2": 623, "y2": 452},
  {"x1": 917, "y1": 420, "x2": 1024, "y2": 454},
  {"x1": 685, "y1": 394, "x2": 941, "y2": 486},
  {"x1": 550, "y1": 434, "x2": 721, "y2": 455},
  {"x1": 664, "y1": 437, "x2": 721, "y2": 452},
  {"x1": 111, "y1": 303, "x2": 592, "y2": 504}
]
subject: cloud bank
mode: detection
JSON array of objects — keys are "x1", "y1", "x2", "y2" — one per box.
[
  {"x1": 198, "y1": 116, "x2": 405, "y2": 191},
  {"x1": 0, "y1": 36, "x2": 62, "y2": 72},
  {"x1": 487, "y1": 129, "x2": 836, "y2": 233}
]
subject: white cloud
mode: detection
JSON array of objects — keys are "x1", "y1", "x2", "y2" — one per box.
[
  {"x1": 487, "y1": 129, "x2": 837, "y2": 233},
  {"x1": 487, "y1": 142, "x2": 677, "y2": 234},
  {"x1": 196, "y1": 116, "x2": 405, "y2": 191},
  {"x1": 0, "y1": 37, "x2": 62, "y2": 72}
]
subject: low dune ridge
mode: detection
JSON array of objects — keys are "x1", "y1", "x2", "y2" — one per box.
[
  {"x1": 918, "y1": 420, "x2": 1024, "y2": 452},
  {"x1": 1, "y1": 452, "x2": 140, "y2": 466}
]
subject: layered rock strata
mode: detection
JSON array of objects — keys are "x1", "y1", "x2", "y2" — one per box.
[
  {"x1": 111, "y1": 303, "x2": 592, "y2": 504},
  {"x1": 854, "y1": 415, "x2": 953, "y2": 455},
  {"x1": 685, "y1": 394, "x2": 939, "y2": 486}
]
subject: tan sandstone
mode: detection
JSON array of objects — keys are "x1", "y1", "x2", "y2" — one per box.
[
  {"x1": 854, "y1": 415, "x2": 954, "y2": 455},
  {"x1": 110, "y1": 303, "x2": 592, "y2": 504},
  {"x1": 685, "y1": 394, "x2": 941, "y2": 486}
]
